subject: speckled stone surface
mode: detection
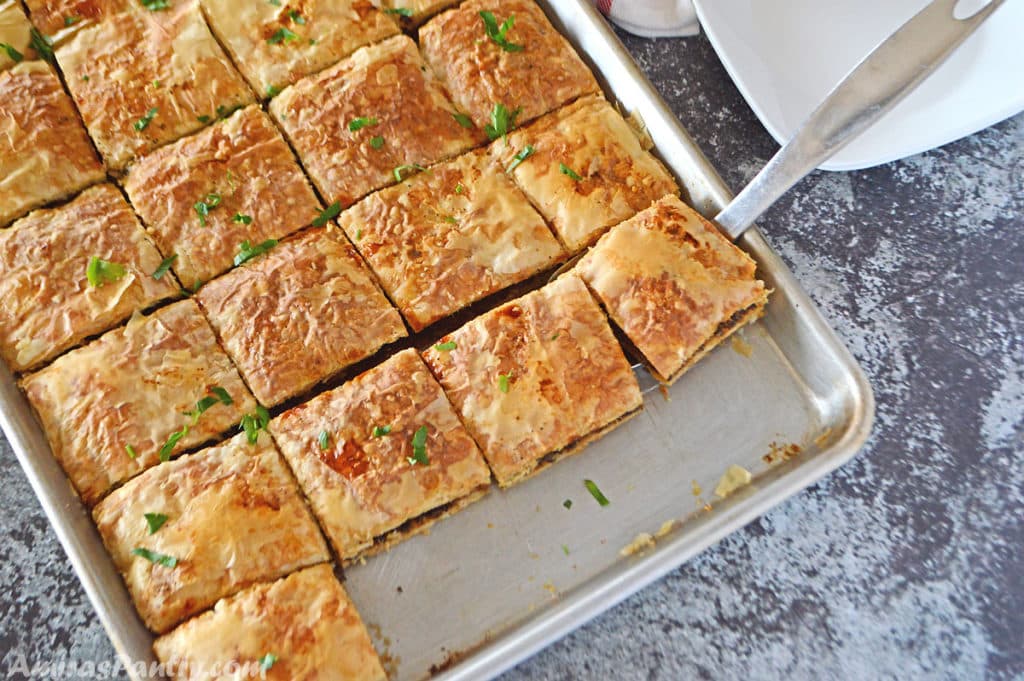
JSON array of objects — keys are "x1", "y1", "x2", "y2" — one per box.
[{"x1": 2, "y1": 26, "x2": 1022, "y2": 681}]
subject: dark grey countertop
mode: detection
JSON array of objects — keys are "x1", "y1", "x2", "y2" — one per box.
[{"x1": 2, "y1": 26, "x2": 1022, "y2": 681}]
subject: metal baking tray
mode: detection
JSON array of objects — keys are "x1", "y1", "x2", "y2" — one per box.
[{"x1": 0, "y1": 0, "x2": 874, "y2": 678}]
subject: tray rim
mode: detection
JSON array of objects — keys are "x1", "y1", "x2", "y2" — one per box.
[{"x1": 0, "y1": 1, "x2": 875, "y2": 678}]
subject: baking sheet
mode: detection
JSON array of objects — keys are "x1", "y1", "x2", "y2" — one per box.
[{"x1": 0, "y1": 0, "x2": 874, "y2": 678}]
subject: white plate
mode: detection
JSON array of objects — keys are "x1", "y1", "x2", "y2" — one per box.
[{"x1": 692, "y1": 0, "x2": 1024, "y2": 171}]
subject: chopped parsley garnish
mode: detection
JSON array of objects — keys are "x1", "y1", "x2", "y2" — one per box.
[
  {"x1": 559, "y1": 163, "x2": 583, "y2": 181},
  {"x1": 584, "y1": 479, "x2": 610, "y2": 506},
  {"x1": 240, "y1": 405, "x2": 271, "y2": 444},
  {"x1": 86, "y1": 256, "x2": 127, "y2": 287},
  {"x1": 407, "y1": 425, "x2": 428, "y2": 465},
  {"x1": 434, "y1": 341, "x2": 457, "y2": 352},
  {"x1": 484, "y1": 103, "x2": 521, "y2": 141},
  {"x1": 267, "y1": 27, "x2": 299, "y2": 44},
  {"x1": 288, "y1": 9, "x2": 305, "y2": 23},
  {"x1": 152, "y1": 80, "x2": 161, "y2": 88},
  {"x1": 348, "y1": 116, "x2": 378, "y2": 132},
  {"x1": 497, "y1": 373, "x2": 511, "y2": 393},
  {"x1": 64, "y1": 15, "x2": 81, "y2": 26},
  {"x1": 139, "y1": 0, "x2": 171, "y2": 10},
  {"x1": 318, "y1": 430, "x2": 330, "y2": 450},
  {"x1": 371, "y1": 425, "x2": 391, "y2": 437},
  {"x1": 563, "y1": 499, "x2": 572, "y2": 509},
  {"x1": 0, "y1": 43, "x2": 24, "y2": 63},
  {"x1": 507, "y1": 144, "x2": 535, "y2": 173},
  {"x1": 550, "y1": 332, "x2": 560, "y2": 341},
  {"x1": 193, "y1": 193, "x2": 221, "y2": 226},
  {"x1": 131, "y1": 547, "x2": 177, "y2": 567},
  {"x1": 233, "y1": 213, "x2": 252, "y2": 224},
  {"x1": 216, "y1": 104, "x2": 242, "y2": 119},
  {"x1": 210, "y1": 386, "x2": 234, "y2": 405},
  {"x1": 234, "y1": 239, "x2": 278, "y2": 266},
  {"x1": 197, "y1": 115, "x2": 211, "y2": 123},
  {"x1": 312, "y1": 201, "x2": 341, "y2": 227},
  {"x1": 158, "y1": 426, "x2": 188, "y2": 461},
  {"x1": 125, "y1": 444, "x2": 138, "y2": 459},
  {"x1": 355, "y1": 228, "x2": 363, "y2": 241},
  {"x1": 454, "y1": 183, "x2": 465, "y2": 194},
  {"x1": 562, "y1": 544, "x2": 570, "y2": 556},
  {"x1": 452, "y1": 112, "x2": 474, "y2": 129},
  {"x1": 133, "y1": 107, "x2": 158, "y2": 132},
  {"x1": 144, "y1": 512, "x2": 168, "y2": 534},
  {"x1": 268, "y1": 0, "x2": 280, "y2": 5},
  {"x1": 441, "y1": 215, "x2": 457, "y2": 224},
  {"x1": 266, "y1": 84, "x2": 281, "y2": 97},
  {"x1": 384, "y1": 7, "x2": 413, "y2": 16},
  {"x1": 393, "y1": 163, "x2": 425, "y2": 182},
  {"x1": 479, "y1": 11, "x2": 524, "y2": 52},
  {"x1": 29, "y1": 29, "x2": 54, "y2": 64},
  {"x1": 258, "y1": 653, "x2": 278, "y2": 672},
  {"x1": 369, "y1": 135, "x2": 385, "y2": 150}
]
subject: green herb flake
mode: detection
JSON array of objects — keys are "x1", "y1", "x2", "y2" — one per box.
[
  {"x1": 29, "y1": 29, "x2": 55, "y2": 63},
  {"x1": 479, "y1": 11, "x2": 524, "y2": 52},
  {"x1": 125, "y1": 444, "x2": 138, "y2": 459},
  {"x1": 86, "y1": 256, "x2": 127, "y2": 288},
  {"x1": 507, "y1": 144, "x2": 535, "y2": 173},
  {"x1": 497, "y1": 373, "x2": 511, "y2": 393},
  {"x1": 559, "y1": 163, "x2": 583, "y2": 181},
  {"x1": 562, "y1": 498, "x2": 572, "y2": 509},
  {"x1": 258, "y1": 653, "x2": 278, "y2": 672},
  {"x1": 210, "y1": 387, "x2": 233, "y2": 405},
  {"x1": 562, "y1": 544, "x2": 570, "y2": 556},
  {"x1": 144, "y1": 512, "x2": 169, "y2": 535},
  {"x1": 393, "y1": 163, "x2": 426, "y2": 182},
  {"x1": 385, "y1": 7, "x2": 413, "y2": 16},
  {"x1": 265, "y1": 84, "x2": 281, "y2": 97},
  {"x1": 81, "y1": 75, "x2": 89, "y2": 81},
  {"x1": 197, "y1": 114, "x2": 211, "y2": 123},
  {"x1": 216, "y1": 104, "x2": 242, "y2": 119},
  {"x1": 233, "y1": 213, "x2": 253, "y2": 224},
  {"x1": 371, "y1": 424, "x2": 392, "y2": 438},
  {"x1": 407, "y1": 425, "x2": 428, "y2": 465},
  {"x1": 484, "y1": 103, "x2": 521, "y2": 141},
  {"x1": 348, "y1": 116, "x2": 378, "y2": 132},
  {"x1": 550, "y1": 332, "x2": 560, "y2": 341},
  {"x1": 454, "y1": 183, "x2": 465, "y2": 194},
  {"x1": 64, "y1": 15, "x2": 82, "y2": 26},
  {"x1": 584, "y1": 479, "x2": 610, "y2": 506},
  {"x1": 240, "y1": 405, "x2": 270, "y2": 444},
  {"x1": 234, "y1": 239, "x2": 278, "y2": 266},
  {"x1": 441, "y1": 215, "x2": 457, "y2": 224},
  {"x1": 133, "y1": 107, "x2": 158, "y2": 132},
  {"x1": 267, "y1": 27, "x2": 299, "y2": 44},
  {"x1": 158, "y1": 426, "x2": 188, "y2": 461},
  {"x1": 268, "y1": 0, "x2": 280, "y2": 5},
  {"x1": 288, "y1": 9, "x2": 305, "y2": 23},
  {"x1": 452, "y1": 112, "x2": 474, "y2": 129},
  {"x1": 311, "y1": 201, "x2": 341, "y2": 227},
  {"x1": 434, "y1": 341, "x2": 457, "y2": 352},
  {"x1": 139, "y1": 0, "x2": 171, "y2": 10},
  {"x1": 1, "y1": 43, "x2": 24, "y2": 63},
  {"x1": 131, "y1": 547, "x2": 178, "y2": 567},
  {"x1": 355, "y1": 228, "x2": 363, "y2": 241},
  {"x1": 318, "y1": 430, "x2": 330, "y2": 451},
  {"x1": 369, "y1": 135, "x2": 385, "y2": 150}
]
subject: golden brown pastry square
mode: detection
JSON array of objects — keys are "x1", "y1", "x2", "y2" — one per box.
[
  {"x1": 93, "y1": 432, "x2": 329, "y2": 634},
  {"x1": 270, "y1": 348, "x2": 491, "y2": 562},
  {"x1": 124, "y1": 106, "x2": 321, "y2": 287},
  {"x1": 55, "y1": 1, "x2": 253, "y2": 171},
  {"x1": 0, "y1": 61, "x2": 104, "y2": 227},
  {"x1": 498, "y1": 95, "x2": 680, "y2": 251},
  {"x1": 154, "y1": 564, "x2": 386, "y2": 681},
  {"x1": 269, "y1": 34, "x2": 480, "y2": 208},
  {"x1": 336, "y1": 148, "x2": 565, "y2": 332},
  {"x1": 197, "y1": 226, "x2": 407, "y2": 407},
  {"x1": 422, "y1": 274, "x2": 642, "y2": 487},
  {"x1": 20, "y1": 299, "x2": 258, "y2": 506},
  {"x1": 419, "y1": 0, "x2": 599, "y2": 130},
  {"x1": 575, "y1": 195, "x2": 770, "y2": 384},
  {"x1": 21, "y1": 0, "x2": 130, "y2": 42},
  {"x1": 201, "y1": 0, "x2": 399, "y2": 97},
  {"x1": 0, "y1": 184, "x2": 179, "y2": 373},
  {"x1": 0, "y1": 0, "x2": 36, "y2": 70}
]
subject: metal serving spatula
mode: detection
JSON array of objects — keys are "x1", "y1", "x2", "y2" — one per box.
[{"x1": 715, "y1": 0, "x2": 1007, "y2": 241}]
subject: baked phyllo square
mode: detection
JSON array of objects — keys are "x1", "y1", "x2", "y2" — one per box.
[
  {"x1": 197, "y1": 226, "x2": 407, "y2": 407},
  {"x1": 499, "y1": 95, "x2": 679, "y2": 252},
  {"x1": 124, "y1": 106, "x2": 321, "y2": 287},
  {"x1": 21, "y1": 0, "x2": 130, "y2": 41},
  {"x1": 269, "y1": 34, "x2": 479, "y2": 208},
  {"x1": 0, "y1": 0, "x2": 35, "y2": 70},
  {"x1": 201, "y1": 0, "x2": 398, "y2": 97},
  {"x1": 93, "y1": 432, "x2": 329, "y2": 634},
  {"x1": 419, "y1": 0, "x2": 598, "y2": 131},
  {"x1": 0, "y1": 61, "x2": 104, "y2": 227},
  {"x1": 423, "y1": 274, "x2": 641, "y2": 487},
  {"x1": 336, "y1": 148, "x2": 565, "y2": 332},
  {"x1": 271, "y1": 348, "x2": 491, "y2": 562},
  {"x1": 21, "y1": 299, "x2": 257, "y2": 506},
  {"x1": 154, "y1": 564, "x2": 386, "y2": 681},
  {"x1": 575, "y1": 195, "x2": 770, "y2": 384},
  {"x1": 0, "y1": 185, "x2": 179, "y2": 373},
  {"x1": 55, "y1": 1, "x2": 253, "y2": 171}
]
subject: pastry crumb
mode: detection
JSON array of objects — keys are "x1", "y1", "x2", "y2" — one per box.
[
  {"x1": 731, "y1": 335, "x2": 753, "y2": 357},
  {"x1": 714, "y1": 464, "x2": 752, "y2": 498},
  {"x1": 620, "y1": 532, "x2": 655, "y2": 557}
]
